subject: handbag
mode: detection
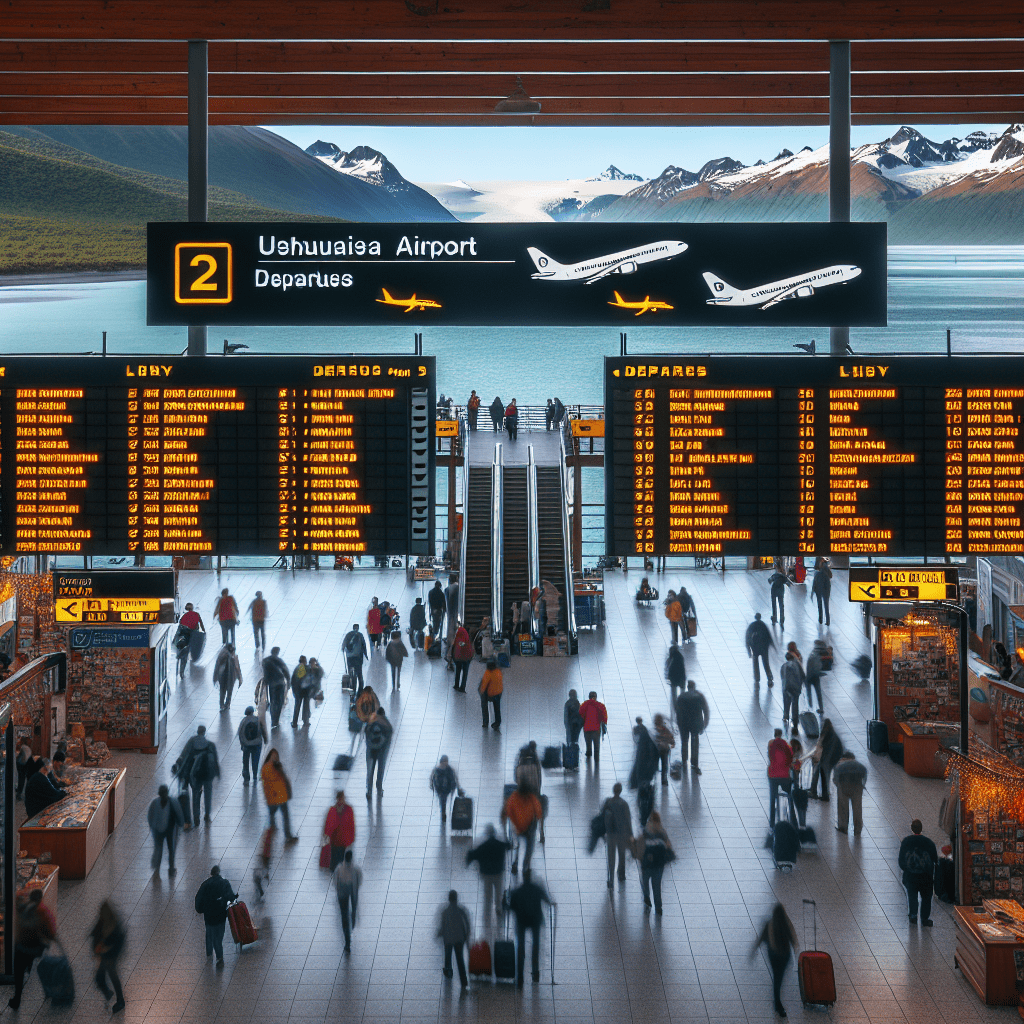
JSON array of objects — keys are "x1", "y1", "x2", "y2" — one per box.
[{"x1": 319, "y1": 843, "x2": 331, "y2": 869}]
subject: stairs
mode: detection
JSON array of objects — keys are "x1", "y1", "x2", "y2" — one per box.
[{"x1": 462, "y1": 467, "x2": 493, "y2": 634}]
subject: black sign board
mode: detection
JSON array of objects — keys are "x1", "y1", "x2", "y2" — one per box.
[
  {"x1": 605, "y1": 356, "x2": 1024, "y2": 557},
  {"x1": 53, "y1": 570, "x2": 175, "y2": 600},
  {"x1": 3, "y1": 356, "x2": 434, "y2": 556},
  {"x1": 148, "y1": 221, "x2": 886, "y2": 328}
]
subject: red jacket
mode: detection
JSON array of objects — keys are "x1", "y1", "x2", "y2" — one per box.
[
  {"x1": 452, "y1": 627, "x2": 474, "y2": 662},
  {"x1": 367, "y1": 607, "x2": 381, "y2": 634},
  {"x1": 579, "y1": 699, "x2": 607, "y2": 732},
  {"x1": 767, "y1": 738, "x2": 794, "y2": 779},
  {"x1": 325, "y1": 803, "x2": 355, "y2": 847}
]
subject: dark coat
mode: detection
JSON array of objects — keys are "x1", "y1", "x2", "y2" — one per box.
[
  {"x1": 466, "y1": 835, "x2": 513, "y2": 875},
  {"x1": 24, "y1": 770, "x2": 64, "y2": 820},
  {"x1": 195, "y1": 875, "x2": 236, "y2": 926}
]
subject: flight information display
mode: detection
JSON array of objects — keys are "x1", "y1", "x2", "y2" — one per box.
[
  {"x1": 606, "y1": 356, "x2": 1024, "y2": 557},
  {"x1": 1, "y1": 357, "x2": 433, "y2": 556}
]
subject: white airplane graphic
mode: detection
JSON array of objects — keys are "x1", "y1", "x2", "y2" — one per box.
[
  {"x1": 702, "y1": 264, "x2": 862, "y2": 310},
  {"x1": 528, "y1": 240, "x2": 687, "y2": 285}
]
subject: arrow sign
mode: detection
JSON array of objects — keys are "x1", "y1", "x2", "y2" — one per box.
[
  {"x1": 55, "y1": 600, "x2": 82, "y2": 622},
  {"x1": 858, "y1": 585, "x2": 876, "y2": 599}
]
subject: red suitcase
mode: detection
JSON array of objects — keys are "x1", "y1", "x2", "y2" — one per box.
[
  {"x1": 468, "y1": 939, "x2": 491, "y2": 976},
  {"x1": 798, "y1": 899, "x2": 836, "y2": 1006},
  {"x1": 227, "y1": 900, "x2": 259, "y2": 950}
]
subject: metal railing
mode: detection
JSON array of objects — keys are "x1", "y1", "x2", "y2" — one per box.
[
  {"x1": 557, "y1": 427, "x2": 579, "y2": 648},
  {"x1": 491, "y1": 443, "x2": 503, "y2": 638},
  {"x1": 527, "y1": 444, "x2": 540, "y2": 598}
]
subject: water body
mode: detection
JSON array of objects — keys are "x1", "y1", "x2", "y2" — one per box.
[{"x1": 1, "y1": 246, "x2": 1021, "y2": 405}]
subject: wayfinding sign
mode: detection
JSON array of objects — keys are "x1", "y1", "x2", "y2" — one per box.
[
  {"x1": 53, "y1": 569, "x2": 175, "y2": 623},
  {"x1": 848, "y1": 566, "x2": 959, "y2": 603}
]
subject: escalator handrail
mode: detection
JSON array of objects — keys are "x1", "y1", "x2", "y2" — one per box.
[
  {"x1": 457, "y1": 414, "x2": 468, "y2": 630},
  {"x1": 527, "y1": 445, "x2": 540, "y2": 602},
  {"x1": 557, "y1": 424, "x2": 578, "y2": 644},
  {"x1": 491, "y1": 443, "x2": 503, "y2": 641}
]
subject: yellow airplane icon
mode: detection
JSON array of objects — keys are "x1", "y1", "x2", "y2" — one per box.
[
  {"x1": 376, "y1": 288, "x2": 442, "y2": 313},
  {"x1": 608, "y1": 291, "x2": 674, "y2": 316}
]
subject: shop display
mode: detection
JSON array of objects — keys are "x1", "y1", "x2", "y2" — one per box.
[{"x1": 22, "y1": 767, "x2": 120, "y2": 829}]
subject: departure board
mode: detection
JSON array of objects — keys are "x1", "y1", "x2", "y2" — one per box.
[
  {"x1": 605, "y1": 356, "x2": 1024, "y2": 557},
  {"x1": 1, "y1": 357, "x2": 434, "y2": 556}
]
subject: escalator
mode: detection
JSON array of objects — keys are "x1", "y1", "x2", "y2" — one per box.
[
  {"x1": 502, "y1": 466, "x2": 529, "y2": 632},
  {"x1": 535, "y1": 465, "x2": 570, "y2": 639},
  {"x1": 462, "y1": 466, "x2": 493, "y2": 634}
]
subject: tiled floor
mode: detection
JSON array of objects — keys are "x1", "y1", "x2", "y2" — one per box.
[{"x1": 14, "y1": 565, "x2": 1013, "y2": 1024}]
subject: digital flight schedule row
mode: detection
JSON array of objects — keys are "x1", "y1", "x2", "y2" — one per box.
[
  {"x1": 605, "y1": 356, "x2": 1024, "y2": 557},
  {"x1": 1, "y1": 357, "x2": 434, "y2": 555}
]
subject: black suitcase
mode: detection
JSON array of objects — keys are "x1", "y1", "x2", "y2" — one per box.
[
  {"x1": 542, "y1": 745, "x2": 562, "y2": 769},
  {"x1": 451, "y1": 795, "x2": 473, "y2": 831},
  {"x1": 799, "y1": 711, "x2": 820, "y2": 739},
  {"x1": 179, "y1": 789, "x2": 192, "y2": 826},
  {"x1": 494, "y1": 939, "x2": 516, "y2": 980},
  {"x1": 562, "y1": 742, "x2": 580, "y2": 770},
  {"x1": 773, "y1": 794, "x2": 799, "y2": 870},
  {"x1": 333, "y1": 753, "x2": 354, "y2": 772},
  {"x1": 888, "y1": 742, "x2": 904, "y2": 766},
  {"x1": 348, "y1": 701, "x2": 363, "y2": 734},
  {"x1": 36, "y1": 949, "x2": 75, "y2": 1006},
  {"x1": 935, "y1": 857, "x2": 955, "y2": 903},
  {"x1": 798, "y1": 825, "x2": 817, "y2": 850},
  {"x1": 867, "y1": 719, "x2": 889, "y2": 754}
]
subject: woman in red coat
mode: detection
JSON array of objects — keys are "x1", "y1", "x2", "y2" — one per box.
[
  {"x1": 367, "y1": 598, "x2": 382, "y2": 651},
  {"x1": 451, "y1": 626, "x2": 474, "y2": 693},
  {"x1": 324, "y1": 791, "x2": 355, "y2": 871}
]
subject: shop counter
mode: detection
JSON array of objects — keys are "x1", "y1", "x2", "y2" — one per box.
[
  {"x1": 955, "y1": 905, "x2": 1024, "y2": 1005},
  {"x1": 898, "y1": 721, "x2": 959, "y2": 778},
  {"x1": 18, "y1": 767, "x2": 126, "y2": 879}
]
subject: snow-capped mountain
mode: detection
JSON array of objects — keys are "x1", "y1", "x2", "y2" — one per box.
[{"x1": 587, "y1": 165, "x2": 643, "y2": 181}]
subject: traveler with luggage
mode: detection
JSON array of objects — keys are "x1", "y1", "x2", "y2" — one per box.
[
  {"x1": 147, "y1": 783, "x2": 185, "y2": 875},
  {"x1": 804, "y1": 643, "x2": 825, "y2": 714},
  {"x1": 437, "y1": 890, "x2": 472, "y2": 990},
  {"x1": 451, "y1": 626, "x2": 474, "y2": 692},
  {"x1": 8, "y1": 888, "x2": 56, "y2": 1009},
  {"x1": 213, "y1": 588, "x2": 239, "y2": 646},
  {"x1": 365, "y1": 707, "x2": 393, "y2": 798},
  {"x1": 768, "y1": 566, "x2": 792, "y2": 626},
  {"x1": 260, "y1": 748, "x2": 299, "y2": 844},
  {"x1": 367, "y1": 597, "x2": 382, "y2": 651},
  {"x1": 750, "y1": 902, "x2": 799, "y2": 1018},
  {"x1": 214, "y1": 643, "x2": 243, "y2": 712},
  {"x1": 334, "y1": 850, "x2": 362, "y2": 956},
  {"x1": 502, "y1": 779, "x2": 545, "y2": 875},
  {"x1": 780, "y1": 652, "x2": 804, "y2": 729},
  {"x1": 385, "y1": 630, "x2": 409, "y2": 690},
  {"x1": 677, "y1": 586, "x2": 697, "y2": 643},
  {"x1": 638, "y1": 809, "x2": 674, "y2": 914},
  {"x1": 507, "y1": 868, "x2": 552, "y2": 988},
  {"x1": 767, "y1": 729, "x2": 793, "y2": 829},
  {"x1": 832, "y1": 751, "x2": 867, "y2": 835},
  {"x1": 899, "y1": 819, "x2": 938, "y2": 926},
  {"x1": 409, "y1": 598, "x2": 427, "y2": 650},
  {"x1": 788, "y1": 738, "x2": 809, "y2": 828},
  {"x1": 342, "y1": 624, "x2": 369, "y2": 693},
  {"x1": 323, "y1": 791, "x2": 356, "y2": 871},
  {"x1": 808, "y1": 719, "x2": 843, "y2": 802},
  {"x1": 746, "y1": 613, "x2": 775, "y2": 687},
  {"x1": 479, "y1": 660, "x2": 503, "y2": 729},
  {"x1": 90, "y1": 900, "x2": 126, "y2": 1013},
  {"x1": 426, "y1": 580, "x2": 445, "y2": 637},
  {"x1": 261, "y1": 647, "x2": 290, "y2": 730},
  {"x1": 665, "y1": 645, "x2": 686, "y2": 710},
  {"x1": 430, "y1": 755, "x2": 462, "y2": 823},
  {"x1": 564, "y1": 689, "x2": 584, "y2": 748},
  {"x1": 194, "y1": 865, "x2": 237, "y2": 967},
  {"x1": 811, "y1": 557, "x2": 832, "y2": 626},
  {"x1": 515, "y1": 742, "x2": 542, "y2": 795},
  {"x1": 174, "y1": 602, "x2": 205, "y2": 676},
  {"x1": 579, "y1": 691, "x2": 608, "y2": 765},
  {"x1": 664, "y1": 591, "x2": 683, "y2": 645},
  {"x1": 174, "y1": 725, "x2": 219, "y2": 826},
  {"x1": 466, "y1": 824, "x2": 513, "y2": 917},
  {"x1": 247, "y1": 591, "x2": 268, "y2": 652},
  {"x1": 601, "y1": 782, "x2": 632, "y2": 888},
  {"x1": 675, "y1": 680, "x2": 710, "y2": 776},
  {"x1": 651, "y1": 713, "x2": 676, "y2": 786}
]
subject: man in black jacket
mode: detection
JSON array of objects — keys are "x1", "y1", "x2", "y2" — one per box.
[
  {"x1": 262, "y1": 647, "x2": 291, "y2": 729},
  {"x1": 899, "y1": 819, "x2": 939, "y2": 926},
  {"x1": 195, "y1": 865, "x2": 237, "y2": 966},
  {"x1": 466, "y1": 824, "x2": 513, "y2": 917},
  {"x1": 24, "y1": 759, "x2": 65, "y2": 819},
  {"x1": 428, "y1": 580, "x2": 446, "y2": 638},
  {"x1": 508, "y1": 869, "x2": 552, "y2": 987},
  {"x1": 409, "y1": 598, "x2": 427, "y2": 649},
  {"x1": 745, "y1": 613, "x2": 775, "y2": 687},
  {"x1": 675, "y1": 680, "x2": 710, "y2": 775}
]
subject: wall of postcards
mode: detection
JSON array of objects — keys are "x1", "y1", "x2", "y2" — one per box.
[
  {"x1": 963, "y1": 805, "x2": 1024, "y2": 904},
  {"x1": 67, "y1": 645, "x2": 153, "y2": 748}
]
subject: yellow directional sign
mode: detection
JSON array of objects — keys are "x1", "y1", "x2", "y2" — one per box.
[
  {"x1": 571, "y1": 419, "x2": 605, "y2": 437},
  {"x1": 435, "y1": 420, "x2": 458, "y2": 437},
  {"x1": 848, "y1": 566, "x2": 958, "y2": 603},
  {"x1": 56, "y1": 597, "x2": 161, "y2": 624},
  {"x1": 55, "y1": 599, "x2": 82, "y2": 622}
]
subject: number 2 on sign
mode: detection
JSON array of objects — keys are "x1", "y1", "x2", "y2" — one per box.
[{"x1": 190, "y1": 254, "x2": 218, "y2": 290}]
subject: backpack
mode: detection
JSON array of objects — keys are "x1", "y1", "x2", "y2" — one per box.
[
  {"x1": 241, "y1": 719, "x2": 261, "y2": 745},
  {"x1": 366, "y1": 720, "x2": 388, "y2": 753},
  {"x1": 191, "y1": 747, "x2": 212, "y2": 784},
  {"x1": 343, "y1": 632, "x2": 362, "y2": 659},
  {"x1": 906, "y1": 845, "x2": 934, "y2": 876}
]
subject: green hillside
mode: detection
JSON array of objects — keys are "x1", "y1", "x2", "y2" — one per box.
[{"x1": 0, "y1": 131, "x2": 335, "y2": 274}]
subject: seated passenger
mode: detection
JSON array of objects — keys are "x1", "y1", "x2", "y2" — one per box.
[{"x1": 636, "y1": 578, "x2": 657, "y2": 602}]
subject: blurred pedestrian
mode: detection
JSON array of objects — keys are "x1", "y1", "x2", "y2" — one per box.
[
  {"x1": 385, "y1": 630, "x2": 409, "y2": 690},
  {"x1": 90, "y1": 900, "x2": 126, "y2": 1013},
  {"x1": 262, "y1": 646, "x2": 290, "y2": 730},
  {"x1": 665, "y1": 646, "x2": 686, "y2": 711},
  {"x1": 367, "y1": 597, "x2": 382, "y2": 651},
  {"x1": 639, "y1": 810, "x2": 673, "y2": 915},
  {"x1": 563, "y1": 689, "x2": 583, "y2": 747},
  {"x1": 324, "y1": 790, "x2": 355, "y2": 871},
  {"x1": 780, "y1": 652, "x2": 804, "y2": 729},
  {"x1": 507, "y1": 869, "x2": 552, "y2": 988},
  {"x1": 214, "y1": 643, "x2": 242, "y2": 712},
  {"x1": 746, "y1": 613, "x2": 775, "y2": 687},
  {"x1": 410, "y1": 598, "x2": 427, "y2": 650},
  {"x1": 768, "y1": 566, "x2": 792, "y2": 626},
  {"x1": 479, "y1": 660, "x2": 503, "y2": 729},
  {"x1": 290, "y1": 655, "x2": 315, "y2": 727},
  {"x1": 247, "y1": 591, "x2": 268, "y2": 652},
  {"x1": 812, "y1": 557, "x2": 832, "y2": 626},
  {"x1": 261, "y1": 748, "x2": 298, "y2": 843},
  {"x1": 194, "y1": 866, "x2": 236, "y2": 967},
  {"x1": 8, "y1": 888, "x2": 55, "y2": 1009},
  {"x1": 430, "y1": 755, "x2": 461, "y2": 824},
  {"x1": 751, "y1": 902, "x2": 799, "y2": 1018},
  {"x1": 833, "y1": 751, "x2": 867, "y2": 835},
  {"x1": 213, "y1": 588, "x2": 239, "y2": 645},
  {"x1": 767, "y1": 728, "x2": 793, "y2": 829},
  {"x1": 467, "y1": 390, "x2": 481, "y2": 431},
  {"x1": 428, "y1": 580, "x2": 446, "y2": 638},
  {"x1": 502, "y1": 779, "x2": 544, "y2": 875},
  {"x1": 334, "y1": 851, "x2": 362, "y2": 955},
  {"x1": 437, "y1": 890, "x2": 472, "y2": 989},
  {"x1": 174, "y1": 725, "x2": 219, "y2": 826},
  {"x1": 515, "y1": 741, "x2": 542, "y2": 795},
  {"x1": 804, "y1": 643, "x2": 825, "y2": 714},
  {"x1": 451, "y1": 625, "x2": 473, "y2": 692},
  {"x1": 664, "y1": 590, "x2": 683, "y2": 645},
  {"x1": 365, "y1": 707, "x2": 393, "y2": 798},
  {"x1": 237, "y1": 706, "x2": 267, "y2": 785},
  {"x1": 601, "y1": 782, "x2": 632, "y2": 888},
  {"x1": 652, "y1": 713, "x2": 676, "y2": 786},
  {"x1": 808, "y1": 719, "x2": 843, "y2": 802},
  {"x1": 147, "y1": 783, "x2": 185, "y2": 875},
  {"x1": 342, "y1": 623, "x2": 369, "y2": 693},
  {"x1": 466, "y1": 824, "x2": 512, "y2": 916},
  {"x1": 675, "y1": 680, "x2": 709, "y2": 775},
  {"x1": 579, "y1": 691, "x2": 608, "y2": 765}
]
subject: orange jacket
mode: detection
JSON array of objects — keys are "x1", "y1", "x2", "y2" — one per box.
[
  {"x1": 503, "y1": 791, "x2": 542, "y2": 835},
  {"x1": 261, "y1": 761, "x2": 291, "y2": 807},
  {"x1": 665, "y1": 600, "x2": 682, "y2": 623},
  {"x1": 479, "y1": 668, "x2": 503, "y2": 697}
]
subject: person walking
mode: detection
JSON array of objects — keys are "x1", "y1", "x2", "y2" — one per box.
[
  {"x1": 746, "y1": 612, "x2": 775, "y2": 687},
  {"x1": 213, "y1": 588, "x2": 239, "y2": 646},
  {"x1": 451, "y1": 625, "x2": 473, "y2": 692},
  {"x1": 247, "y1": 591, "x2": 268, "y2": 651},
  {"x1": 601, "y1": 782, "x2": 632, "y2": 888},
  {"x1": 466, "y1": 824, "x2": 512, "y2": 916},
  {"x1": 290, "y1": 655, "x2": 314, "y2": 727},
  {"x1": 507, "y1": 869, "x2": 552, "y2": 988},
  {"x1": 90, "y1": 901, "x2": 126, "y2": 1013},
  {"x1": 333, "y1": 850, "x2": 362, "y2": 956},
  {"x1": 214, "y1": 642, "x2": 242, "y2": 712},
  {"x1": 488, "y1": 395, "x2": 504, "y2": 432},
  {"x1": 8, "y1": 888, "x2": 56, "y2": 1009},
  {"x1": 515, "y1": 741, "x2": 543, "y2": 795},
  {"x1": 808, "y1": 719, "x2": 843, "y2": 802},
  {"x1": 677, "y1": 586, "x2": 697, "y2": 643},
  {"x1": 367, "y1": 597, "x2": 382, "y2": 651},
  {"x1": 751, "y1": 902, "x2": 799, "y2": 1018},
  {"x1": 342, "y1": 624, "x2": 369, "y2": 693},
  {"x1": 579, "y1": 691, "x2": 608, "y2": 765},
  {"x1": 665, "y1": 645, "x2": 686, "y2": 711},
  {"x1": 174, "y1": 725, "x2": 219, "y2": 826},
  {"x1": 768, "y1": 566, "x2": 792, "y2": 626},
  {"x1": 833, "y1": 751, "x2": 867, "y2": 835},
  {"x1": 438, "y1": 891, "x2": 472, "y2": 990},
  {"x1": 553, "y1": 397, "x2": 565, "y2": 430},
  {"x1": 804, "y1": 643, "x2": 825, "y2": 714},
  {"x1": 410, "y1": 598, "x2": 427, "y2": 650},
  {"x1": 365, "y1": 707, "x2": 393, "y2": 799},
  {"x1": 767, "y1": 728, "x2": 793, "y2": 829},
  {"x1": 780, "y1": 652, "x2": 804, "y2": 729},
  {"x1": 675, "y1": 680, "x2": 710, "y2": 776},
  {"x1": 147, "y1": 783, "x2": 185, "y2": 875},
  {"x1": 445, "y1": 577, "x2": 460, "y2": 644},
  {"x1": 260, "y1": 748, "x2": 298, "y2": 843},
  {"x1": 811, "y1": 557, "x2": 832, "y2": 626},
  {"x1": 502, "y1": 779, "x2": 545, "y2": 875},
  {"x1": 639, "y1": 810, "x2": 673, "y2": 914},
  {"x1": 385, "y1": 630, "x2": 409, "y2": 690},
  {"x1": 652, "y1": 714, "x2": 676, "y2": 786},
  {"x1": 664, "y1": 590, "x2": 683, "y2": 645},
  {"x1": 430, "y1": 755, "x2": 461, "y2": 824},
  {"x1": 899, "y1": 819, "x2": 938, "y2": 925},
  {"x1": 324, "y1": 791, "x2": 355, "y2": 871},
  {"x1": 479, "y1": 660, "x2": 503, "y2": 730},
  {"x1": 427, "y1": 580, "x2": 446, "y2": 639},
  {"x1": 237, "y1": 705, "x2": 267, "y2": 785},
  {"x1": 194, "y1": 866, "x2": 236, "y2": 967},
  {"x1": 467, "y1": 390, "x2": 481, "y2": 431},
  {"x1": 262, "y1": 646, "x2": 290, "y2": 730},
  {"x1": 504, "y1": 398, "x2": 519, "y2": 441},
  {"x1": 563, "y1": 688, "x2": 583, "y2": 748}
]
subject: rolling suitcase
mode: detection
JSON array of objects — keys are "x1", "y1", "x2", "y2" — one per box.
[
  {"x1": 867, "y1": 719, "x2": 889, "y2": 755},
  {"x1": 227, "y1": 899, "x2": 259, "y2": 950},
  {"x1": 772, "y1": 793, "x2": 799, "y2": 871},
  {"x1": 798, "y1": 899, "x2": 836, "y2": 1006},
  {"x1": 493, "y1": 937, "x2": 516, "y2": 980},
  {"x1": 542, "y1": 745, "x2": 562, "y2": 769},
  {"x1": 189, "y1": 628, "x2": 206, "y2": 661},
  {"x1": 469, "y1": 939, "x2": 492, "y2": 976},
  {"x1": 450, "y1": 795, "x2": 473, "y2": 832},
  {"x1": 178, "y1": 786, "x2": 192, "y2": 827},
  {"x1": 562, "y1": 742, "x2": 580, "y2": 771},
  {"x1": 799, "y1": 711, "x2": 820, "y2": 739},
  {"x1": 333, "y1": 753, "x2": 354, "y2": 772},
  {"x1": 37, "y1": 946, "x2": 75, "y2": 1006}
]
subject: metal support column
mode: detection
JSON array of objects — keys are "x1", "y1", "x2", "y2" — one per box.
[
  {"x1": 829, "y1": 39, "x2": 851, "y2": 357},
  {"x1": 187, "y1": 40, "x2": 208, "y2": 356},
  {"x1": 572, "y1": 460, "x2": 583, "y2": 573}
]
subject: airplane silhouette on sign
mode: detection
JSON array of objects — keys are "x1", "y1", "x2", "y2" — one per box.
[
  {"x1": 607, "y1": 291, "x2": 674, "y2": 316},
  {"x1": 376, "y1": 288, "x2": 442, "y2": 313}
]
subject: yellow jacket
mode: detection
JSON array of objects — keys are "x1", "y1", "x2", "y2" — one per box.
[
  {"x1": 479, "y1": 668, "x2": 503, "y2": 697},
  {"x1": 261, "y1": 760, "x2": 291, "y2": 807}
]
